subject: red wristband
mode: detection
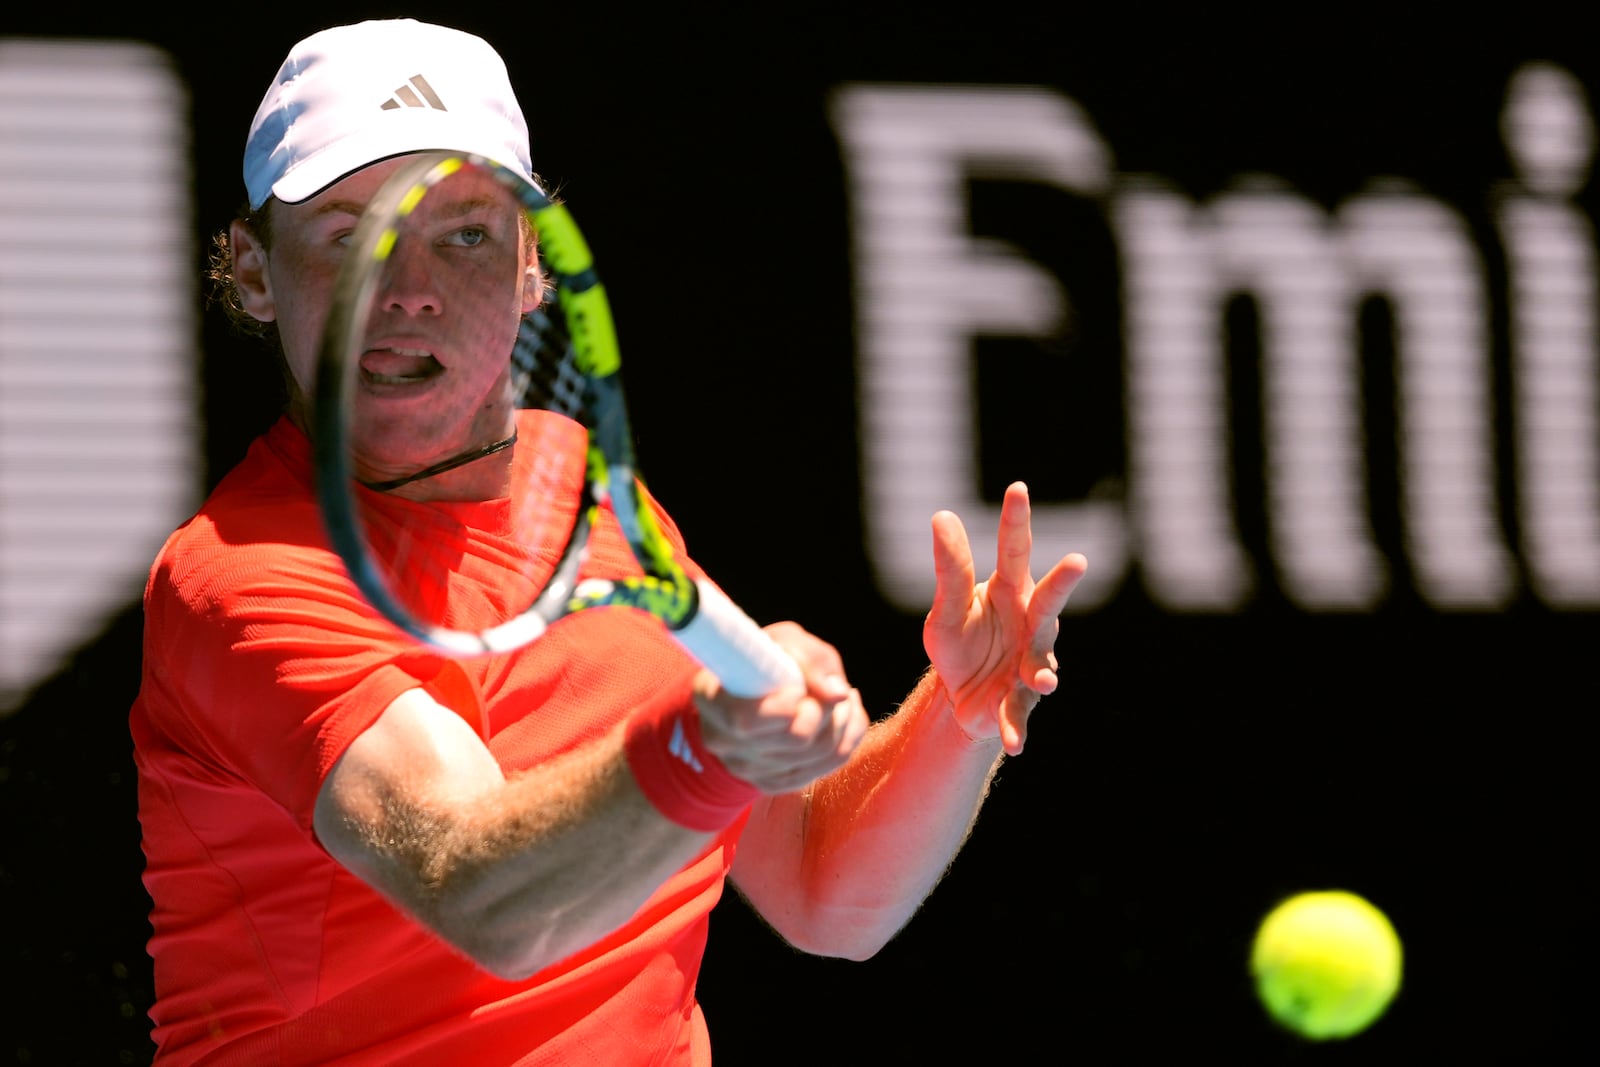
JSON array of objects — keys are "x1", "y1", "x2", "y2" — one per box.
[{"x1": 624, "y1": 699, "x2": 760, "y2": 832}]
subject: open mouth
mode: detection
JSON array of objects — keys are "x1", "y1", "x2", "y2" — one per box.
[{"x1": 359, "y1": 347, "x2": 443, "y2": 386}]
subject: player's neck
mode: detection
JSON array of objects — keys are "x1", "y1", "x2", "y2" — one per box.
[{"x1": 381, "y1": 437, "x2": 517, "y2": 503}]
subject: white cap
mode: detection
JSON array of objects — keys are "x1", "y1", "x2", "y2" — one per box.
[{"x1": 243, "y1": 19, "x2": 534, "y2": 210}]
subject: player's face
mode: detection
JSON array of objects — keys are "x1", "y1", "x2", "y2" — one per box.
[{"x1": 254, "y1": 155, "x2": 541, "y2": 495}]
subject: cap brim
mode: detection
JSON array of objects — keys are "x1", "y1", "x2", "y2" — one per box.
[{"x1": 269, "y1": 109, "x2": 532, "y2": 205}]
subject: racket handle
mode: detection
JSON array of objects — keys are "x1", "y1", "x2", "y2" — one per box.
[{"x1": 673, "y1": 580, "x2": 805, "y2": 698}]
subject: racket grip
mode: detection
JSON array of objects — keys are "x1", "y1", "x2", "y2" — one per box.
[{"x1": 673, "y1": 580, "x2": 805, "y2": 698}]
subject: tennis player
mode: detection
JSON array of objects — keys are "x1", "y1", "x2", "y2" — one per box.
[{"x1": 132, "y1": 18, "x2": 1088, "y2": 1064}]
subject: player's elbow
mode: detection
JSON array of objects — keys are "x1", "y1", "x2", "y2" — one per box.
[
  {"x1": 454, "y1": 939, "x2": 544, "y2": 982},
  {"x1": 432, "y1": 875, "x2": 658, "y2": 981},
  {"x1": 803, "y1": 934, "x2": 892, "y2": 963},
  {"x1": 427, "y1": 901, "x2": 582, "y2": 981},
  {"x1": 770, "y1": 903, "x2": 908, "y2": 963},
  {"x1": 737, "y1": 863, "x2": 924, "y2": 961}
]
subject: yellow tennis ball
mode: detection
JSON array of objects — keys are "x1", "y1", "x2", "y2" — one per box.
[{"x1": 1250, "y1": 889, "x2": 1402, "y2": 1040}]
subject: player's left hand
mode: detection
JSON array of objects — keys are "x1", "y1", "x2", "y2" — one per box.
[{"x1": 923, "y1": 481, "x2": 1088, "y2": 755}]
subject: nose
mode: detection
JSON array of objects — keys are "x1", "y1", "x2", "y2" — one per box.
[{"x1": 379, "y1": 236, "x2": 441, "y2": 315}]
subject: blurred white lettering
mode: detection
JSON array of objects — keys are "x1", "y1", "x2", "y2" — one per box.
[
  {"x1": 833, "y1": 65, "x2": 1596, "y2": 614},
  {"x1": 828, "y1": 86, "x2": 1128, "y2": 610},
  {"x1": 1496, "y1": 62, "x2": 1600, "y2": 605},
  {"x1": 0, "y1": 40, "x2": 199, "y2": 712}
]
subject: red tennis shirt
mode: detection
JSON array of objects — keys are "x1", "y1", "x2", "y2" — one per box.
[{"x1": 132, "y1": 414, "x2": 741, "y2": 1065}]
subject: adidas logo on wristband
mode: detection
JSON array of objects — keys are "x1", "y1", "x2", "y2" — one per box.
[
  {"x1": 668, "y1": 719, "x2": 704, "y2": 773},
  {"x1": 626, "y1": 703, "x2": 757, "y2": 831}
]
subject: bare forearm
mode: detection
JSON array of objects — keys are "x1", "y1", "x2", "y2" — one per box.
[
  {"x1": 318, "y1": 709, "x2": 715, "y2": 981},
  {"x1": 735, "y1": 669, "x2": 1003, "y2": 959},
  {"x1": 733, "y1": 483, "x2": 1084, "y2": 958},
  {"x1": 438, "y1": 740, "x2": 716, "y2": 977}
]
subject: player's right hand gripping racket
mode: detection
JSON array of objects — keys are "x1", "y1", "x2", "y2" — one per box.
[{"x1": 312, "y1": 151, "x2": 801, "y2": 698}]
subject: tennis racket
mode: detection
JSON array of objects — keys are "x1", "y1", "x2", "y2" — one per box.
[{"x1": 312, "y1": 151, "x2": 801, "y2": 698}]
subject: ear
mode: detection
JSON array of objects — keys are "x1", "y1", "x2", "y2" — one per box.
[
  {"x1": 521, "y1": 260, "x2": 546, "y2": 315},
  {"x1": 230, "y1": 218, "x2": 277, "y2": 323}
]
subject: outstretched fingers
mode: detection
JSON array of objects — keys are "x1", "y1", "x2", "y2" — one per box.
[
  {"x1": 926, "y1": 507, "x2": 978, "y2": 636},
  {"x1": 991, "y1": 482, "x2": 1037, "y2": 597},
  {"x1": 1021, "y1": 551, "x2": 1088, "y2": 691}
]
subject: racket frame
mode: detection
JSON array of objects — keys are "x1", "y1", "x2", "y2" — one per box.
[{"x1": 312, "y1": 152, "x2": 801, "y2": 695}]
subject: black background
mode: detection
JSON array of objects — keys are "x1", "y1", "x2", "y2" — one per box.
[{"x1": 2, "y1": 5, "x2": 1595, "y2": 1064}]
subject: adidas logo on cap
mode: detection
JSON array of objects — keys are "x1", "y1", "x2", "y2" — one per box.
[{"x1": 382, "y1": 75, "x2": 446, "y2": 112}]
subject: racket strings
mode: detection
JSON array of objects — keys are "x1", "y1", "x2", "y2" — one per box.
[
  {"x1": 316, "y1": 153, "x2": 627, "y2": 652},
  {"x1": 512, "y1": 302, "x2": 590, "y2": 423}
]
